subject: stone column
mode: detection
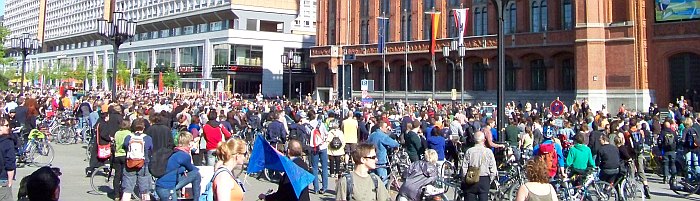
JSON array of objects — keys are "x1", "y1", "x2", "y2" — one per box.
[{"x1": 574, "y1": 0, "x2": 608, "y2": 112}]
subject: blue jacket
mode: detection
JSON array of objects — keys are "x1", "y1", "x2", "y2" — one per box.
[
  {"x1": 0, "y1": 135, "x2": 16, "y2": 181},
  {"x1": 155, "y1": 150, "x2": 199, "y2": 189},
  {"x1": 533, "y1": 139, "x2": 565, "y2": 167},
  {"x1": 367, "y1": 130, "x2": 400, "y2": 165},
  {"x1": 426, "y1": 135, "x2": 446, "y2": 160},
  {"x1": 267, "y1": 120, "x2": 287, "y2": 144}
]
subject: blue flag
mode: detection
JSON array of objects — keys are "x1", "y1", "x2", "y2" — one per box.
[
  {"x1": 378, "y1": 17, "x2": 388, "y2": 53},
  {"x1": 246, "y1": 136, "x2": 315, "y2": 198}
]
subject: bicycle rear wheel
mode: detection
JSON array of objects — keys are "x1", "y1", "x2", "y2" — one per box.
[
  {"x1": 29, "y1": 140, "x2": 54, "y2": 167},
  {"x1": 670, "y1": 174, "x2": 700, "y2": 198},
  {"x1": 90, "y1": 165, "x2": 114, "y2": 195},
  {"x1": 587, "y1": 181, "x2": 618, "y2": 201},
  {"x1": 620, "y1": 177, "x2": 644, "y2": 201}
]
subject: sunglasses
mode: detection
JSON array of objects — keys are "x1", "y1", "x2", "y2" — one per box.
[{"x1": 363, "y1": 155, "x2": 377, "y2": 160}]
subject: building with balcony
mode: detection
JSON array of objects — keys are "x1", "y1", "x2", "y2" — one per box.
[
  {"x1": 11, "y1": 0, "x2": 316, "y2": 98},
  {"x1": 310, "y1": 0, "x2": 700, "y2": 111}
]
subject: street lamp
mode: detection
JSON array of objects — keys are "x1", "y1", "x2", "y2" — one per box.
[
  {"x1": 96, "y1": 11, "x2": 136, "y2": 100},
  {"x1": 281, "y1": 50, "x2": 301, "y2": 100},
  {"x1": 10, "y1": 33, "x2": 41, "y2": 96},
  {"x1": 441, "y1": 39, "x2": 466, "y2": 103},
  {"x1": 493, "y1": 0, "x2": 509, "y2": 141}
]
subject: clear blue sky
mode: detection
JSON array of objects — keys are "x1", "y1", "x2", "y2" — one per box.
[{"x1": 0, "y1": 0, "x2": 4, "y2": 16}]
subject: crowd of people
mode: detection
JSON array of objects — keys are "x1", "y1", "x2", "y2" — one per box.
[{"x1": 0, "y1": 86, "x2": 698, "y2": 201}]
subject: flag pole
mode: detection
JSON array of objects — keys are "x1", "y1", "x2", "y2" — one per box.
[
  {"x1": 378, "y1": 12, "x2": 388, "y2": 103},
  {"x1": 403, "y1": 9, "x2": 409, "y2": 104}
]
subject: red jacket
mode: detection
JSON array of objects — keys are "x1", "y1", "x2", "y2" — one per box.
[{"x1": 203, "y1": 123, "x2": 231, "y2": 150}]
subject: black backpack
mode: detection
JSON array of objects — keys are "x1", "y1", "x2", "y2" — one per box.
[
  {"x1": 685, "y1": 128, "x2": 700, "y2": 149},
  {"x1": 344, "y1": 172, "x2": 379, "y2": 201},
  {"x1": 149, "y1": 147, "x2": 175, "y2": 178},
  {"x1": 663, "y1": 131, "x2": 677, "y2": 151}
]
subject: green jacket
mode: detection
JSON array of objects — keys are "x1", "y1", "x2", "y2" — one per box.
[
  {"x1": 114, "y1": 130, "x2": 131, "y2": 157},
  {"x1": 404, "y1": 131, "x2": 423, "y2": 162},
  {"x1": 566, "y1": 144, "x2": 596, "y2": 170}
]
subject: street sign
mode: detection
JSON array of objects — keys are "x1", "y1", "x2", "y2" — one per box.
[
  {"x1": 361, "y1": 80, "x2": 368, "y2": 91},
  {"x1": 361, "y1": 90, "x2": 372, "y2": 104},
  {"x1": 550, "y1": 99, "x2": 565, "y2": 117},
  {"x1": 451, "y1": 89, "x2": 457, "y2": 100}
]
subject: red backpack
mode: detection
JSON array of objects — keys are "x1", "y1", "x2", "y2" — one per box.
[{"x1": 539, "y1": 143, "x2": 558, "y2": 177}]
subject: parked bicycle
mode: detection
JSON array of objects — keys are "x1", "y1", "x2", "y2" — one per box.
[{"x1": 15, "y1": 127, "x2": 54, "y2": 167}]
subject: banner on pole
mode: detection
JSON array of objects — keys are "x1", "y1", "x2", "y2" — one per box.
[{"x1": 452, "y1": 8, "x2": 469, "y2": 45}]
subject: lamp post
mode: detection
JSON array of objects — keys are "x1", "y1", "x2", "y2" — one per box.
[
  {"x1": 96, "y1": 12, "x2": 136, "y2": 100},
  {"x1": 442, "y1": 39, "x2": 466, "y2": 103},
  {"x1": 10, "y1": 33, "x2": 40, "y2": 96},
  {"x1": 281, "y1": 50, "x2": 301, "y2": 100},
  {"x1": 492, "y1": 0, "x2": 509, "y2": 141}
]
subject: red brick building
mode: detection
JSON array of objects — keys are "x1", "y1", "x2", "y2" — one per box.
[{"x1": 310, "y1": 0, "x2": 700, "y2": 111}]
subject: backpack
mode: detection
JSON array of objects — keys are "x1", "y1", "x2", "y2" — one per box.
[
  {"x1": 126, "y1": 134, "x2": 146, "y2": 169},
  {"x1": 330, "y1": 136, "x2": 342, "y2": 149},
  {"x1": 344, "y1": 172, "x2": 379, "y2": 201},
  {"x1": 685, "y1": 128, "x2": 700, "y2": 149},
  {"x1": 309, "y1": 122, "x2": 324, "y2": 152},
  {"x1": 538, "y1": 143, "x2": 558, "y2": 178},
  {"x1": 631, "y1": 131, "x2": 644, "y2": 154},
  {"x1": 663, "y1": 131, "x2": 677, "y2": 151},
  {"x1": 288, "y1": 125, "x2": 305, "y2": 141},
  {"x1": 200, "y1": 167, "x2": 234, "y2": 201},
  {"x1": 149, "y1": 148, "x2": 175, "y2": 178}
]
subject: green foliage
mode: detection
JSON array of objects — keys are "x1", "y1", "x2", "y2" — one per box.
[
  {"x1": 0, "y1": 73, "x2": 9, "y2": 90},
  {"x1": 0, "y1": 26, "x2": 14, "y2": 65},
  {"x1": 116, "y1": 61, "x2": 130, "y2": 86},
  {"x1": 161, "y1": 68, "x2": 180, "y2": 87},
  {"x1": 95, "y1": 64, "x2": 105, "y2": 83},
  {"x1": 134, "y1": 61, "x2": 150, "y2": 86}
]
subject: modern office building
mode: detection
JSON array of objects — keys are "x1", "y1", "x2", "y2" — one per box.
[
  {"x1": 310, "y1": 0, "x2": 700, "y2": 111},
  {"x1": 292, "y1": 0, "x2": 317, "y2": 35},
  {"x1": 7, "y1": 0, "x2": 316, "y2": 98}
]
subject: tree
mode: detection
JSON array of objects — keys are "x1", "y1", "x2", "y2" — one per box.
[
  {"x1": 134, "y1": 61, "x2": 150, "y2": 86},
  {"x1": 116, "y1": 61, "x2": 130, "y2": 86},
  {"x1": 95, "y1": 64, "x2": 105, "y2": 84},
  {"x1": 0, "y1": 26, "x2": 14, "y2": 66},
  {"x1": 161, "y1": 68, "x2": 180, "y2": 87}
]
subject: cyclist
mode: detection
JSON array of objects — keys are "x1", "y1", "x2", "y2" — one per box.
[
  {"x1": 366, "y1": 121, "x2": 400, "y2": 184},
  {"x1": 595, "y1": 135, "x2": 619, "y2": 184},
  {"x1": 397, "y1": 149, "x2": 440, "y2": 201},
  {"x1": 533, "y1": 127, "x2": 565, "y2": 179},
  {"x1": 566, "y1": 132, "x2": 596, "y2": 179}
]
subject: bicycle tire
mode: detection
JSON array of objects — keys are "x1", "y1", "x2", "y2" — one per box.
[
  {"x1": 506, "y1": 182, "x2": 521, "y2": 201},
  {"x1": 587, "y1": 181, "x2": 618, "y2": 201},
  {"x1": 90, "y1": 165, "x2": 114, "y2": 195},
  {"x1": 670, "y1": 174, "x2": 700, "y2": 198},
  {"x1": 29, "y1": 141, "x2": 54, "y2": 167}
]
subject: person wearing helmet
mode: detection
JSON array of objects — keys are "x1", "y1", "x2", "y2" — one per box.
[{"x1": 533, "y1": 127, "x2": 565, "y2": 178}]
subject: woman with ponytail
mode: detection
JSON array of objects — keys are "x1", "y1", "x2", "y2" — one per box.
[{"x1": 213, "y1": 139, "x2": 247, "y2": 201}]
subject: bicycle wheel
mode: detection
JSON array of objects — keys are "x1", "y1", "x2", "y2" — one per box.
[
  {"x1": 440, "y1": 162, "x2": 456, "y2": 181},
  {"x1": 506, "y1": 182, "x2": 521, "y2": 201},
  {"x1": 670, "y1": 174, "x2": 700, "y2": 198},
  {"x1": 586, "y1": 181, "x2": 618, "y2": 201},
  {"x1": 619, "y1": 177, "x2": 643, "y2": 201},
  {"x1": 29, "y1": 141, "x2": 54, "y2": 167},
  {"x1": 90, "y1": 165, "x2": 114, "y2": 195}
]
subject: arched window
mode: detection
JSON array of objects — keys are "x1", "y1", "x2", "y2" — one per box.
[
  {"x1": 506, "y1": 60, "x2": 516, "y2": 90},
  {"x1": 423, "y1": 65, "x2": 433, "y2": 91},
  {"x1": 401, "y1": 0, "x2": 412, "y2": 41},
  {"x1": 360, "y1": 0, "x2": 370, "y2": 44},
  {"x1": 473, "y1": 62, "x2": 487, "y2": 91},
  {"x1": 473, "y1": 7, "x2": 488, "y2": 35},
  {"x1": 540, "y1": 0, "x2": 548, "y2": 31},
  {"x1": 562, "y1": 58, "x2": 575, "y2": 90},
  {"x1": 531, "y1": 59, "x2": 547, "y2": 90},
  {"x1": 531, "y1": 0, "x2": 548, "y2": 32},
  {"x1": 505, "y1": 2, "x2": 516, "y2": 34},
  {"x1": 562, "y1": 0, "x2": 573, "y2": 30},
  {"x1": 531, "y1": 1, "x2": 540, "y2": 32}
]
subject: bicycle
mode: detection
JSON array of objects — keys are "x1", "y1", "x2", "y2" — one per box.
[
  {"x1": 386, "y1": 147, "x2": 410, "y2": 191},
  {"x1": 669, "y1": 153, "x2": 700, "y2": 198},
  {"x1": 615, "y1": 160, "x2": 645, "y2": 201},
  {"x1": 16, "y1": 128, "x2": 55, "y2": 167},
  {"x1": 554, "y1": 168, "x2": 619, "y2": 201},
  {"x1": 642, "y1": 144, "x2": 663, "y2": 177}
]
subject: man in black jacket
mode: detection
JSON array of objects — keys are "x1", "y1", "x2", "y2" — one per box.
[
  {"x1": 145, "y1": 112, "x2": 175, "y2": 151},
  {"x1": 659, "y1": 121, "x2": 677, "y2": 183},
  {"x1": 588, "y1": 122, "x2": 606, "y2": 161},
  {"x1": 259, "y1": 140, "x2": 310, "y2": 201}
]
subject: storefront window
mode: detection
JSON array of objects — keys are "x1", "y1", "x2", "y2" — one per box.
[
  {"x1": 180, "y1": 46, "x2": 202, "y2": 66},
  {"x1": 214, "y1": 44, "x2": 230, "y2": 65},
  {"x1": 230, "y1": 45, "x2": 262, "y2": 66}
]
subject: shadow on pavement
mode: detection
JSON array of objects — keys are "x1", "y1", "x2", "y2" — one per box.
[{"x1": 650, "y1": 191, "x2": 700, "y2": 201}]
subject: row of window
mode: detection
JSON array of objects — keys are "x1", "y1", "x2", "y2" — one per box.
[
  {"x1": 338, "y1": 59, "x2": 574, "y2": 91},
  {"x1": 338, "y1": 0, "x2": 574, "y2": 45},
  {"x1": 133, "y1": 21, "x2": 227, "y2": 41}
]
